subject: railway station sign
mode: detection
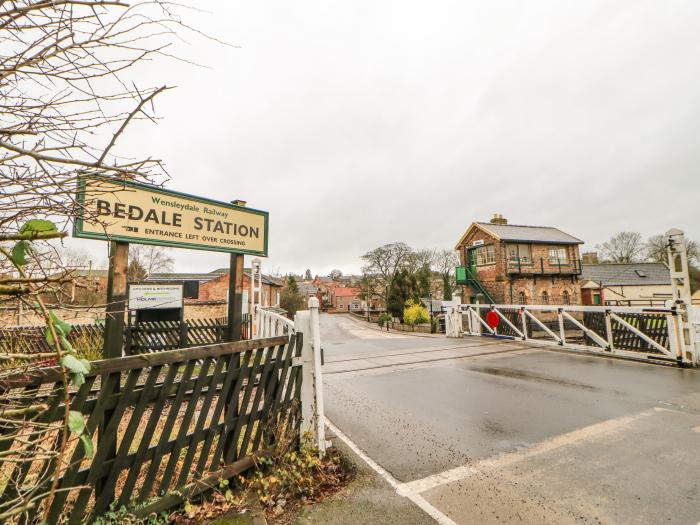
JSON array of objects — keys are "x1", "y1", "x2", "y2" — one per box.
[
  {"x1": 128, "y1": 284, "x2": 183, "y2": 310},
  {"x1": 74, "y1": 175, "x2": 268, "y2": 256}
]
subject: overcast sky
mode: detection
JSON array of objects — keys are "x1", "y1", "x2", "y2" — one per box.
[{"x1": 68, "y1": 0, "x2": 700, "y2": 276}]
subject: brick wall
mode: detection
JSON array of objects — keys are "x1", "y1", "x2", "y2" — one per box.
[{"x1": 198, "y1": 274, "x2": 280, "y2": 307}]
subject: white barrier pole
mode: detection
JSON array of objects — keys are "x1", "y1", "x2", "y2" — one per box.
[
  {"x1": 308, "y1": 297, "x2": 326, "y2": 455},
  {"x1": 294, "y1": 298, "x2": 326, "y2": 454}
]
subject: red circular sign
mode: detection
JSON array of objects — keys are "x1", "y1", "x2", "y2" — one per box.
[{"x1": 486, "y1": 311, "x2": 500, "y2": 329}]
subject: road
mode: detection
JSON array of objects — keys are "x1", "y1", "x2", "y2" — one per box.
[{"x1": 321, "y1": 314, "x2": 700, "y2": 525}]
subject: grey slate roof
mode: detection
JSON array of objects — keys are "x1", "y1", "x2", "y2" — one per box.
[
  {"x1": 146, "y1": 269, "x2": 283, "y2": 287},
  {"x1": 581, "y1": 263, "x2": 671, "y2": 286},
  {"x1": 146, "y1": 272, "x2": 218, "y2": 282},
  {"x1": 477, "y1": 223, "x2": 583, "y2": 245},
  {"x1": 298, "y1": 283, "x2": 320, "y2": 295}
]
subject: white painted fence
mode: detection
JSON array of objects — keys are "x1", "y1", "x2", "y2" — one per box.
[
  {"x1": 255, "y1": 306, "x2": 294, "y2": 338},
  {"x1": 253, "y1": 300, "x2": 326, "y2": 454},
  {"x1": 449, "y1": 303, "x2": 699, "y2": 367}
]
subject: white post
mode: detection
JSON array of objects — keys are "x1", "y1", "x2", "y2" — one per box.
[
  {"x1": 558, "y1": 308, "x2": 566, "y2": 346},
  {"x1": 471, "y1": 308, "x2": 482, "y2": 335},
  {"x1": 309, "y1": 297, "x2": 326, "y2": 455},
  {"x1": 446, "y1": 307, "x2": 462, "y2": 338},
  {"x1": 687, "y1": 306, "x2": 700, "y2": 365},
  {"x1": 294, "y1": 298, "x2": 326, "y2": 454}
]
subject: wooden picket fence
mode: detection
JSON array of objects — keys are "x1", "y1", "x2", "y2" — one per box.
[
  {"x1": 0, "y1": 323, "x2": 104, "y2": 355},
  {"x1": 0, "y1": 316, "x2": 252, "y2": 357},
  {"x1": 0, "y1": 334, "x2": 302, "y2": 523},
  {"x1": 125, "y1": 318, "x2": 225, "y2": 354},
  {"x1": 583, "y1": 311, "x2": 668, "y2": 354}
]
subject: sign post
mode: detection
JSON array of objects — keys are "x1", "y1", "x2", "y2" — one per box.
[
  {"x1": 75, "y1": 178, "x2": 270, "y2": 502},
  {"x1": 98, "y1": 240, "x2": 128, "y2": 500},
  {"x1": 74, "y1": 176, "x2": 269, "y2": 348}
]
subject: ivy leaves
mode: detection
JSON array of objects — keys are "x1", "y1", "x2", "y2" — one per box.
[
  {"x1": 44, "y1": 311, "x2": 93, "y2": 456},
  {"x1": 10, "y1": 240, "x2": 29, "y2": 267},
  {"x1": 20, "y1": 219, "x2": 59, "y2": 236},
  {"x1": 68, "y1": 410, "x2": 94, "y2": 458},
  {"x1": 9, "y1": 219, "x2": 59, "y2": 267},
  {"x1": 4, "y1": 218, "x2": 95, "y2": 458}
]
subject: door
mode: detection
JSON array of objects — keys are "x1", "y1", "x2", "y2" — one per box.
[{"x1": 467, "y1": 248, "x2": 477, "y2": 276}]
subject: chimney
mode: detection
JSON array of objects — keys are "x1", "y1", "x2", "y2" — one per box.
[
  {"x1": 582, "y1": 252, "x2": 599, "y2": 264},
  {"x1": 490, "y1": 213, "x2": 507, "y2": 225}
]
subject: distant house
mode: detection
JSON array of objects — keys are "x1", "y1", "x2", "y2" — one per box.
[
  {"x1": 455, "y1": 214, "x2": 584, "y2": 305},
  {"x1": 580, "y1": 262, "x2": 672, "y2": 306},
  {"x1": 329, "y1": 287, "x2": 363, "y2": 313}
]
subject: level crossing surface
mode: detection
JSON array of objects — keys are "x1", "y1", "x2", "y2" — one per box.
[{"x1": 322, "y1": 314, "x2": 700, "y2": 525}]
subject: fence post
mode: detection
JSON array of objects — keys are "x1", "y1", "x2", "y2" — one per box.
[
  {"x1": 687, "y1": 305, "x2": 700, "y2": 365},
  {"x1": 604, "y1": 309, "x2": 614, "y2": 350},
  {"x1": 446, "y1": 307, "x2": 462, "y2": 338},
  {"x1": 294, "y1": 298, "x2": 326, "y2": 455}
]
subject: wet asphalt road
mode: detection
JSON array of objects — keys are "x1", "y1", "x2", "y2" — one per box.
[{"x1": 321, "y1": 314, "x2": 700, "y2": 525}]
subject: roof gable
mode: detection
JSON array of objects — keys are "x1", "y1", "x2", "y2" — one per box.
[{"x1": 455, "y1": 221, "x2": 583, "y2": 249}]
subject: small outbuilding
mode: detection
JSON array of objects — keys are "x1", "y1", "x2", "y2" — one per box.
[{"x1": 580, "y1": 262, "x2": 672, "y2": 306}]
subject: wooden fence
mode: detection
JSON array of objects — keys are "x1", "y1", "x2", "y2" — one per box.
[
  {"x1": 0, "y1": 323, "x2": 104, "y2": 355},
  {"x1": 0, "y1": 335, "x2": 303, "y2": 523},
  {"x1": 0, "y1": 315, "x2": 253, "y2": 357},
  {"x1": 583, "y1": 311, "x2": 668, "y2": 354}
]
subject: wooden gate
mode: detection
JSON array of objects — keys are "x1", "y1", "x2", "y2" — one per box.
[{"x1": 0, "y1": 335, "x2": 302, "y2": 523}]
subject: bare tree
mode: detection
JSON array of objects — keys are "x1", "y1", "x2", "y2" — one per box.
[
  {"x1": 595, "y1": 232, "x2": 645, "y2": 263},
  {"x1": 361, "y1": 242, "x2": 414, "y2": 303},
  {"x1": 0, "y1": 2, "x2": 216, "y2": 521},
  {"x1": 646, "y1": 234, "x2": 699, "y2": 265},
  {"x1": 434, "y1": 249, "x2": 459, "y2": 300},
  {"x1": 329, "y1": 269, "x2": 343, "y2": 281},
  {"x1": 406, "y1": 248, "x2": 435, "y2": 274},
  {"x1": 128, "y1": 245, "x2": 174, "y2": 280}
]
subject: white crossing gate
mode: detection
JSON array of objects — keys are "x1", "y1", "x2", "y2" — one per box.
[{"x1": 450, "y1": 303, "x2": 697, "y2": 367}]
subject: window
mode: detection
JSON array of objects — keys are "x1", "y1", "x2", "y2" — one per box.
[
  {"x1": 562, "y1": 290, "x2": 570, "y2": 305},
  {"x1": 635, "y1": 269, "x2": 647, "y2": 278},
  {"x1": 548, "y1": 247, "x2": 568, "y2": 264},
  {"x1": 507, "y1": 244, "x2": 532, "y2": 264},
  {"x1": 518, "y1": 291, "x2": 527, "y2": 304},
  {"x1": 475, "y1": 244, "x2": 496, "y2": 265},
  {"x1": 541, "y1": 291, "x2": 549, "y2": 305}
]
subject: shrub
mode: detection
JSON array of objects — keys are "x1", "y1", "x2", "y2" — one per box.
[
  {"x1": 377, "y1": 313, "x2": 392, "y2": 327},
  {"x1": 403, "y1": 299, "x2": 430, "y2": 325}
]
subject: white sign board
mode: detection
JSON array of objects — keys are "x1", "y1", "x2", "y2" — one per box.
[{"x1": 128, "y1": 284, "x2": 183, "y2": 310}]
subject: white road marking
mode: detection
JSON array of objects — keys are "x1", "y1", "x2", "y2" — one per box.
[
  {"x1": 325, "y1": 417, "x2": 458, "y2": 525},
  {"x1": 400, "y1": 407, "x2": 665, "y2": 495}
]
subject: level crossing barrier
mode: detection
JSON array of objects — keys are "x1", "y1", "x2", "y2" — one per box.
[{"x1": 447, "y1": 303, "x2": 699, "y2": 366}]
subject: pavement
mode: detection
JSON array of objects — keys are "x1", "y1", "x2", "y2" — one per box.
[{"x1": 320, "y1": 314, "x2": 700, "y2": 525}]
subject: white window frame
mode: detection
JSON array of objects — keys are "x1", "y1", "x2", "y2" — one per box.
[
  {"x1": 476, "y1": 244, "x2": 496, "y2": 266},
  {"x1": 507, "y1": 243, "x2": 532, "y2": 264},
  {"x1": 548, "y1": 247, "x2": 569, "y2": 264}
]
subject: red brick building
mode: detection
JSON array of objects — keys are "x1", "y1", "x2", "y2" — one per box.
[
  {"x1": 329, "y1": 287, "x2": 363, "y2": 313},
  {"x1": 146, "y1": 269, "x2": 282, "y2": 309},
  {"x1": 455, "y1": 215, "x2": 583, "y2": 305}
]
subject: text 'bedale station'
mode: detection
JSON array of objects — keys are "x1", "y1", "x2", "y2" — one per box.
[{"x1": 95, "y1": 200, "x2": 261, "y2": 239}]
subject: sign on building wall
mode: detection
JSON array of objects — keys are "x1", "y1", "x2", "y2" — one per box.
[
  {"x1": 128, "y1": 284, "x2": 183, "y2": 310},
  {"x1": 74, "y1": 175, "x2": 269, "y2": 256}
]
